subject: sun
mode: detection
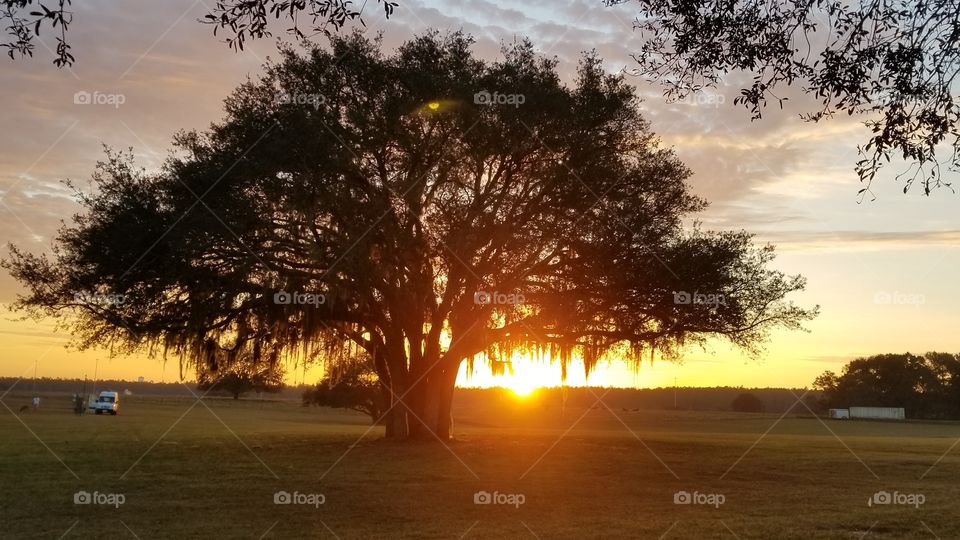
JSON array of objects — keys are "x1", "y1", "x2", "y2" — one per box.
[
  {"x1": 502, "y1": 372, "x2": 538, "y2": 397},
  {"x1": 457, "y1": 352, "x2": 560, "y2": 396}
]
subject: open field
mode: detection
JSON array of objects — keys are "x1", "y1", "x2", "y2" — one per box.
[{"x1": 2, "y1": 392, "x2": 959, "y2": 539}]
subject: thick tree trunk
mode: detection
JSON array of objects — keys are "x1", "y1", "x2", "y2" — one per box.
[
  {"x1": 376, "y1": 336, "x2": 462, "y2": 440},
  {"x1": 373, "y1": 348, "x2": 394, "y2": 437},
  {"x1": 434, "y1": 360, "x2": 462, "y2": 440},
  {"x1": 407, "y1": 374, "x2": 437, "y2": 439},
  {"x1": 382, "y1": 402, "x2": 394, "y2": 437},
  {"x1": 388, "y1": 364, "x2": 411, "y2": 438},
  {"x1": 386, "y1": 375, "x2": 410, "y2": 439},
  {"x1": 384, "y1": 340, "x2": 410, "y2": 439},
  {"x1": 388, "y1": 400, "x2": 408, "y2": 438},
  {"x1": 407, "y1": 358, "x2": 461, "y2": 440},
  {"x1": 407, "y1": 390, "x2": 434, "y2": 440},
  {"x1": 407, "y1": 345, "x2": 444, "y2": 440},
  {"x1": 406, "y1": 349, "x2": 429, "y2": 439}
]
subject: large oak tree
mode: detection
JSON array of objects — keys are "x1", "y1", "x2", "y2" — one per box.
[{"x1": 4, "y1": 32, "x2": 816, "y2": 439}]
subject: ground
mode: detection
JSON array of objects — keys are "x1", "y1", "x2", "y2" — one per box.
[{"x1": 1, "y1": 392, "x2": 958, "y2": 539}]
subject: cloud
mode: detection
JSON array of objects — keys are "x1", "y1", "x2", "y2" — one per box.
[{"x1": 754, "y1": 229, "x2": 960, "y2": 251}]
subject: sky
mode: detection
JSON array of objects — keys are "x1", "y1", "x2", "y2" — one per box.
[{"x1": 0, "y1": 0, "x2": 957, "y2": 389}]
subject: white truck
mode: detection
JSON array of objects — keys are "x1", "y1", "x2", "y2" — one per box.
[
  {"x1": 849, "y1": 406, "x2": 905, "y2": 420},
  {"x1": 829, "y1": 406, "x2": 905, "y2": 420},
  {"x1": 828, "y1": 408, "x2": 850, "y2": 419},
  {"x1": 89, "y1": 391, "x2": 119, "y2": 415}
]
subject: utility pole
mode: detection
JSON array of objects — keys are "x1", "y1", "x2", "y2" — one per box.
[{"x1": 32, "y1": 359, "x2": 38, "y2": 409}]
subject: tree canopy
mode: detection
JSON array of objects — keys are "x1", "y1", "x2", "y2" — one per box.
[
  {"x1": 1, "y1": 0, "x2": 396, "y2": 66},
  {"x1": 3, "y1": 31, "x2": 816, "y2": 439},
  {"x1": 608, "y1": 0, "x2": 960, "y2": 196},
  {"x1": 813, "y1": 352, "x2": 960, "y2": 419}
]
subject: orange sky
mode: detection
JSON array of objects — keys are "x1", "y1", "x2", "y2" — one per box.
[{"x1": 1, "y1": 0, "x2": 958, "y2": 389}]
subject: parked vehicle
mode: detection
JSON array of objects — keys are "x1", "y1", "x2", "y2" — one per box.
[
  {"x1": 828, "y1": 406, "x2": 904, "y2": 420},
  {"x1": 849, "y1": 406, "x2": 905, "y2": 420},
  {"x1": 828, "y1": 408, "x2": 850, "y2": 419},
  {"x1": 89, "y1": 391, "x2": 119, "y2": 415}
]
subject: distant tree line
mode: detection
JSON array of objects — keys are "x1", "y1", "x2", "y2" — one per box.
[
  {"x1": 4, "y1": 374, "x2": 814, "y2": 415},
  {"x1": 0, "y1": 377, "x2": 194, "y2": 396},
  {"x1": 0, "y1": 376, "x2": 304, "y2": 400},
  {"x1": 813, "y1": 353, "x2": 960, "y2": 420},
  {"x1": 453, "y1": 386, "x2": 807, "y2": 414}
]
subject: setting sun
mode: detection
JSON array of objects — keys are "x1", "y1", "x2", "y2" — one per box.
[
  {"x1": 503, "y1": 375, "x2": 538, "y2": 397},
  {"x1": 458, "y1": 352, "x2": 565, "y2": 396}
]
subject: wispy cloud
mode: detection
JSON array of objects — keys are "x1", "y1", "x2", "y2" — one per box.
[{"x1": 755, "y1": 230, "x2": 960, "y2": 251}]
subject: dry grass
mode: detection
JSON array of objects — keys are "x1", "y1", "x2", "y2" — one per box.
[{"x1": 1, "y1": 392, "x2": 958, "y2": 539}]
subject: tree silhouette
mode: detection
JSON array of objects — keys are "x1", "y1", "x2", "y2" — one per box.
[
  {"x1": 197, "y1": 362, "x2": 284, "y2": 400},
  {"x1": 2, "y1": 0, "x2": 73, "y2": 66},
  {"x1": 303, "y1": 355, "x2": 385, "y2": 422},
  {"x1": 731, "y1": 392, "x2": 764, "y2": 413},
  {"x1": 1, "y1": 0, "x2": 396, "y2": 66},
  {"x1": 197, "y1": 365, "x2": 283, "y2": 399},
  {"x1": 3, "y1": 31, "x2": 817, "y2": 439},
  {"x1": 608, "y1": 0, "x2": 960, "y2": 196}
]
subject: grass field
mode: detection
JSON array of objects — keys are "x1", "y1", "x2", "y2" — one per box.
[{"x1": 1, "y1": 391, "x2": 958, "y2": 539}]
